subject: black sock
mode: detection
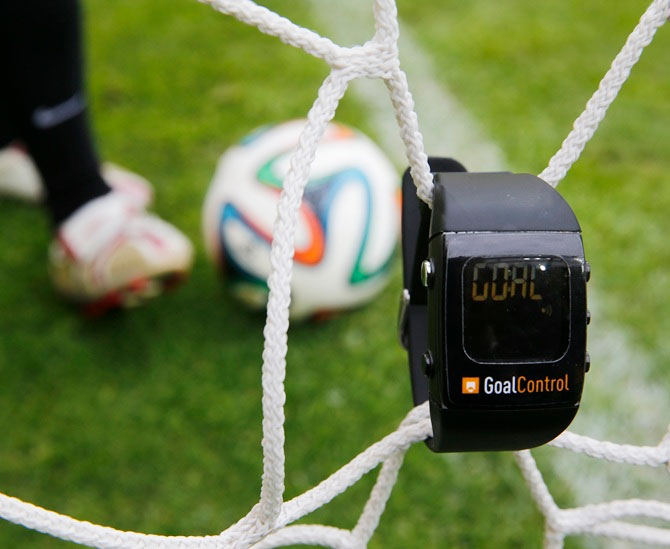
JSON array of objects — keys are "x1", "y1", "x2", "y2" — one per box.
[{"x1": 1, "y1": 0, "x2": 110, "y2": 226}]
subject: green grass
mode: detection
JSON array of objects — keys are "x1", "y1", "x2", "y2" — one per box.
[{"x1": 0, "y1": 0, "x2": 668, "y2": 547}]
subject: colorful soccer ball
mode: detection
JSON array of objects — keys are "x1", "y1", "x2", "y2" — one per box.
[{"x1": 202, "y1": 119, "x2": 399, "y2": 319}]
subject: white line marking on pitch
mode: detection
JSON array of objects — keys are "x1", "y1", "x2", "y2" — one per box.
[{"x1": 310, "y1": 0, "x2": 669, "y2": 536}]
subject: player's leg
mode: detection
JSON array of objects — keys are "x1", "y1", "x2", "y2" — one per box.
[
  {"x1": 0, "y1": 0, "x2": 152, "y2": 206},
  {"x1": 1, "y1": 0, "x2": 193, "y2": 312},
  {"x1": 0, "y1": 16, "x2": 43, "y2": 202},
  {"x1": 3, "y1": 0, "x2": 110, "y2": 225}
]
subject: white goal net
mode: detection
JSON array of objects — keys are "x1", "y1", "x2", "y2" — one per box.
[{"x1": 0, "y1": 0, "x2": 669, "y2": 547}]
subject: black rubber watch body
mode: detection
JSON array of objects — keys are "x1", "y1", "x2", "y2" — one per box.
[{"x1": 399, "y1": 158, "x2": 589, "y2": 452}]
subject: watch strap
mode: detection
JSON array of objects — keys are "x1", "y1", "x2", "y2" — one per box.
[
  {"x1": 431, "y1": 172, "x2": 581, "y2": 235},
  {"x1": 400, "y1": 157, "x2": 466, "y2": 406}
]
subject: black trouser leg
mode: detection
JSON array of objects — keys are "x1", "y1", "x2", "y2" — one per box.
[{"x1": 1, "y1": 0, "x2": 110, "y2": 226}]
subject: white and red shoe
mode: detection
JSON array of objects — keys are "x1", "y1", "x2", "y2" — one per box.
[
  {"x1": 0, "y1": 144, "x2": 153, "y2": 207},
  {"x1": 49, "y1": 192, "x2": 193, "y2": 315}
]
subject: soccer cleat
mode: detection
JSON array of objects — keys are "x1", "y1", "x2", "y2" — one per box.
[
  {"x1": 49, "y1": 192, "x2": 193, "y2": 314},
  {"x1": 0, "y1": 145, "x2": 43, "y2": 202},
  {"x1": 0, "y1": 144, "x2": 153, "y2": 207}
]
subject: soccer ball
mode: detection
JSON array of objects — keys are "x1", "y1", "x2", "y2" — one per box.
[{"x1": 202, "y1": 119, "x2": 399, "y2": 319}]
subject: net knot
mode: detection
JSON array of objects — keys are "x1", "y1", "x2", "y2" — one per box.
[{"x1": 326, "y1": 39, "x2": 400, "y2": 79}]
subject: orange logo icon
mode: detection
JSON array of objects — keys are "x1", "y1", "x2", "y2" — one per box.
[{"x1": 462, "y1": 377, "x2": 480, "y2": 394}]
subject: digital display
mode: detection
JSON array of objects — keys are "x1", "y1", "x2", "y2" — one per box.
[{"x1": 462, "y1": 256, "x2": 570, "y2": 362}]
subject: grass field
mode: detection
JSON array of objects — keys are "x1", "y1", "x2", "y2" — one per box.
[{"x1": 0, "y1": 0, "x2": 668, "y2": 547}]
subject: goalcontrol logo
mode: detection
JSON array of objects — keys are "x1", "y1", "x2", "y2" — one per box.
[{"x1": 462, "y1": 375, "x2": 570, "y2": 395}]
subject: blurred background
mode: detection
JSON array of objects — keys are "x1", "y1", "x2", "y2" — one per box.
[{"x1": 0, "y1": 0, "x2": 668, "y2": 547}]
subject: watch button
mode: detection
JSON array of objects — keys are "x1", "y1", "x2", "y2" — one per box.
[
  {"x1": 421, "y1": 350, "x2": 433, "y2": 377},
  {"x1": 421, "y1": 259, "x2": 434, "y2": 288},
  {"x1": 586, "y1": 309, "x2": 591, "y2": 325},
  {"x1": 584, "y1": 261, "x2": 591, "y2": 283},
  {"x1": 584, "y1": 352, "x2": 591, "y2": 373}
]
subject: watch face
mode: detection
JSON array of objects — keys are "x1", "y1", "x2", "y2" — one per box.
[
  {"x1": 437, "y1": 232, "x2": 586, "y2": 409},
  {"x1": 462, "y1": 256, "x2": 570, "y2": 363}
]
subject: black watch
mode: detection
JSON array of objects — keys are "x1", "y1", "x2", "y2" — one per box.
[{"x1": 398, "y1": 158, "x2": 589, "y2": 452}]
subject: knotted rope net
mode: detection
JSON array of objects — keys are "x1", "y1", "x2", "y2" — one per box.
[{"x1": 1, "y1": 0, "x2": 669, "y2": 547}]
